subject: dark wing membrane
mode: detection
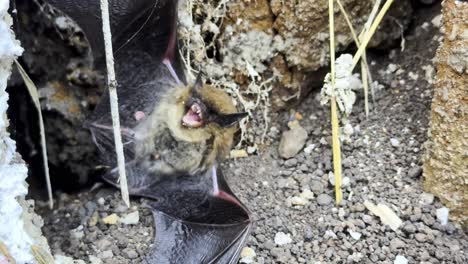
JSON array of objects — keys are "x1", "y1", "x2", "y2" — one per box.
[
  {"x1": 138, "y1": 168, "x2": 252, "y2": 264},
  {"x1": 144, "y1": 211, "x2": 251, "y2": 264},
  {"x1": 45, "y1": 0, "x2": 178, "y2": 65},
  {"x1": 46, "y1": 0, "x2": 186, "y2": 163}
]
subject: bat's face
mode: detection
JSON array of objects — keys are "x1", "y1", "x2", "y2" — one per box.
[{"x1": 180, "y1": 82, "x2": 247, "y2": 130}]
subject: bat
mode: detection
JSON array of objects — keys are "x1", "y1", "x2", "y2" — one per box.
[{"x1": 44, "y1": 0, "x2": 252, "y2": 263}]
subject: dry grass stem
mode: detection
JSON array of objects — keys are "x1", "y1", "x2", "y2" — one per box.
[
  {"x1": 99, "y1": 0, "x2": 130, "y2": 207},
  {"x1": 14, "y1": 60, "x2": 53, "y2": 209},
  {"x1": 328, "y1": 0, "x2": 343, "y2": 204}
]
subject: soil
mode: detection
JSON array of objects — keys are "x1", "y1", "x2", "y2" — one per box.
[{"x1": 34, "y1": 3, "x2": 467, "y2": 264}]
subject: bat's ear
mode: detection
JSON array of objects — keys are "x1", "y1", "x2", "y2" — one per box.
[
  {"x1": 213, "y1": 112, "x2": 248, "y2": 128},
  {"x1": 193, "y1": 72, "x2": 203, "y2": 92}
]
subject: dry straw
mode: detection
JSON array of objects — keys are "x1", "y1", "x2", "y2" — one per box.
[
  {"x1": 15, "y1": 60, "x2": 53, "y2": 209},
  {"x1": 327, "y1": 0, "x2": 394, "y2": 204},
  {"x1": 99, "y1": 0, "x2": 130, "y2": 207}
]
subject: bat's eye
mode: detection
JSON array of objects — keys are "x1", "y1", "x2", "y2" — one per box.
[{"x1": 182, "y1": 102, "x2": 204, "y2": 128}]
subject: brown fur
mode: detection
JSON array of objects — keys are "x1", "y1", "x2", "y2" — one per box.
[{"x1": 133, "y1": 84, "x2": 238, "y2": 174}]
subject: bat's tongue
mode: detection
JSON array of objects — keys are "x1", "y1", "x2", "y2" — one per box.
[{"x1": 182, "y1": 104, "x2": 203, "y2": 128}]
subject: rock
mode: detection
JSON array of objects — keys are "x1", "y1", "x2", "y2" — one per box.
[
  {"x1": 316, "y1": 194, "x2": 333, "y2": 206},
  {"x1": 120, "y1": 211, "x2": 139, "y2": 225},
  {"x1": 97, "y1": 197, "x2": 105, "y2": 206},
  {"x1": 394, "y1": 255, "x2": 408, "y2": 264},
  {"x1": 390, "y1": 138, "x2": 400, "y2": 147},
  {"x1": 122, "y1": 248, "x2": 139, "y2": 259},
  {"x1": 436, "y1": 207, "x2": 449, "y2": 225},
  {"x1": 96, "y1": 238, "x2": 113, "y2": 251},
  {"x1": 402, "y1": 223, "x2": 416, "y2": 234},
  {"x1": 98, "y1": 250, "x2": 113, "y2": 259},
  {"x1": 289, "y1": 196, "x2": 308, "y2": 206},
  {"x1": 69, "y1": 225, "x2": 84, "y2": 240},
  {"x1": 304, "y1": 144, "x2": 315, "y2": 154},
  {"x1": 240, "y1": 247, "x2": 256, "y2": 263},
  {"x1": 408, "y1": 166, "x2": 422, "y2": 178},
  {"x1": 310, "y1": 180, "x2": 324, "y2": 194},
  {"x1": 347, "y1": 252, "x2": 363, "y2": 262},
  {"x1": 415, "y1": 233, "x2": 426, "y2": 243},
  {"x1": 89, "y1": 256, "x2": 103, "y2": 264},
  {"x1": 230, "y1": 149, "x2": 249, "y2": 158},
  {"x1": 299, "y1": 189, "x2": 314, "y2": 200},
  {"x1": 54, "y1": 255, "x2": 75, "y2": 264},
  {"x1": 328, "y1": 171, "x2": 350, "y2": 187},
  {"x1": 278, "y1": 121, "x2": 308, "y2": 159},
  {"x1": 274, "y1": 232, "x2": 292, "y2": 246},
  {"x1": 390, "y1": 238, "x2": 406, "y2": 251},
  {"x1": 101, "y1": 213, "x2": 119, "y2": 225},
  {"x1": 364, "y1": 201, "x2": 402, "y2": 231},
  {"x1": 420, "y1": 193, "x2": 435, "y2": 205},
  {"x1": 348, "y1": 230, "x2": 362, "y2": 240},
  {"x1": 284, "y1": 158, "x2": 298, "y2": 167}
]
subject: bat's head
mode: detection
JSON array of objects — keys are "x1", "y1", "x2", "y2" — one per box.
[
  {"x1": 181, "y1": 76, "x2": 247, "y2": 130},
  {"x1": 158, "y1": 76, "x2": 247, "y2": 163}
]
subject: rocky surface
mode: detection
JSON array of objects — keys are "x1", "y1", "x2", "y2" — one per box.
[
  {"x1": 223, "y1": 0, "x2": 414, "y2": 108},
  {"x1": 36, "y1": 3, "x2": 468, "y2": 263}
]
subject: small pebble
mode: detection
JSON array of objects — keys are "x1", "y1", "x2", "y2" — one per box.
[
  {"x1": 274, "y1": 232, "x2": 292, "y2": 246},
  {"x1": 394, "y1": 255, "x2": 408, "y2": 264},
  {"x1": 102, "y1": 214, "x2": 119, "y2": 225}
]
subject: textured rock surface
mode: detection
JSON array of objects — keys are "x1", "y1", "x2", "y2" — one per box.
[
  {"x1": 423, "y1": 0, "x2": 468, "y2": 226},
  {"x1": 223, "y1": 0, "x2": 413, "y2": 108},
  {"x1": 0, "y1": 2, "x2": 51, "y2": 262}
]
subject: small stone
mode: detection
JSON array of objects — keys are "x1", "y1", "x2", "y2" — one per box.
[
  {"x1": 390, "y1": 138, "x2": 400, "y2": 147},
  {"x1": 98, "y1": 250, "x2": 113, "y2": 259},
  {"x1": 390, "y1": 238, "x2": 406, "y2": 250},
  {"x1": 317, "y1": 194, "x2": 333, "y2": 206},
  {"x1": 274, "y1": 232, "x2": 292, "y2": 246},
  {"x1": 89, "y1": 256, "x2": 103, "y2": 264},
  {"x1": 289, "y1": 196, "x2": 308, "y2": 206},
  {"x1": 347, "y1": 252, "x2": 363, "y2": 262},
  {"x1": 348, "y1": 230, "x2": 362, "y2": 240},
  {"x1": 408, "y1": 166, "x2": 422, "y2": 178},
  {"x1": 88, "y1": 212, "x2": 99, "y2": 227},
  {"x1": 402, "y1": 223, "x2": 416, "y2": 234},
  {"x1": 436, "y1": 207, "x2": 449, "y2": 225},
  {"x1": 324, "y1": 230, "x2": 337, "y2": 239},
  {"x1": 123, "y1": 248, "x2": 139, "y2": 259},
  {"x1": 394, "y1": 255, "x2": 408, "y2": 264},
  {"x1": 278, "y1": 121, "x2": 308, "y2": 159},
  {"x1": 284, "y1": 158, "x2": 298, "y2": 167},
  {"x1": 96, "y1": 238, "x2": 113, "y2": 250},
  {"x1": 230, "y1": 149, "x2": 248, "y2": 158},
  {"x1": 415, "y1": 233, "x2": 426, "y2": 243},
  {"x1": 70, "y1": 225, "x2": 84, "y2": 240},
  {"x1": 364, "y1": 201, "x2": 402, "y2": 231},
  {"x1": 97, "y1": 197, "x2": 105, "y2": 206},
  {"x1": 247, "y1": 146, "x2": 257, "y2": 154},
  {"x1": 299, "y1": 189, "x2": 314, "y2": 200},
  {"x1": 102, "y1": 213, "x2": 120, "y2": 225},
  {"x1": 431, "y1": 14, "x2": 442, "y2": 27},
  {"x1": 327, "y1": 172, "x2": 350, "y2": 187},
  {"x1": 240, "y1": 247, "x2": 256, "y2": 263},
  {"x1": 310, "y1": 180, "x2": 324, "y2": 194},
  {"x1": 120, "y1": 211, "x2": 139, "y2": 225},
  {"x1": 419, "y1": 193, "x2": 434, "y2": 205},
  {"x1": 304, "y1": 144, "x2": 315, "y2": 154}
]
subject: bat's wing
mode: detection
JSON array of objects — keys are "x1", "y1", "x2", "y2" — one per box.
[
  {"x1": 105, "y1": 166, "x2": 253, "y2": 263},
  {"x1": 45, "y1": 0, "x2": 186, "y2": 165},
  {"x1": 141, "y1": 168, "x2": 253, "y2": 264}
]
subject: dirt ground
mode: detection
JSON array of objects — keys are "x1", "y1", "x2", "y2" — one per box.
[{"x1": 35, "y1": 3, "x2": 468, "y2": 264}]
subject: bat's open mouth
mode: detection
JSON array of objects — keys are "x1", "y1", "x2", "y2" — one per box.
[{"x1": 182, "y1": 103, "x2": 204, "y2": 128}]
